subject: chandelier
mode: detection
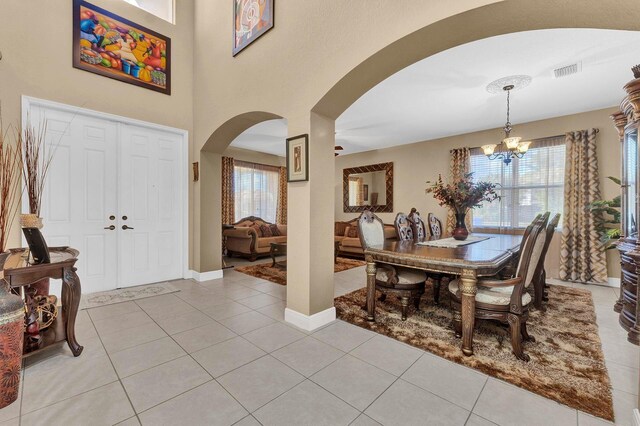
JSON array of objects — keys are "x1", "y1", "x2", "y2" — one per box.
[{"x1": 482, "y1": 84, "x2": 531, "y2": 165}]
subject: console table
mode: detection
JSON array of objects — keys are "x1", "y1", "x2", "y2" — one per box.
[{"x1": 2, "y1": 247, "x2": 83, "y2": 358}]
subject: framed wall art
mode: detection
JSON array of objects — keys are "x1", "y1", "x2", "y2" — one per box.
[
  {"x1": 233, "y1": 0, "x2": 275, "y2": 56},
  {"x1": 286, "y1": 134, "x2": 309, "y2": 182},
  {"x1": 73, "y1": 0, "x2": 171, "y2": 94}
]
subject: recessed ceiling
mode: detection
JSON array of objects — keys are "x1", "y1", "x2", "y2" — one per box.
[{"x1": 230, "y1": 28, "x2": 640, "y2": 157}]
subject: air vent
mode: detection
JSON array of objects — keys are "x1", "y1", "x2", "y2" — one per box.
[{"x1": 553, "y1": 62, "x2": 582, "y2": 79}]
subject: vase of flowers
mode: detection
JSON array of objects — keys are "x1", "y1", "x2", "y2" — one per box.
[{"x1": 426, "y1": 173, "x2": 500, "y2": 241}]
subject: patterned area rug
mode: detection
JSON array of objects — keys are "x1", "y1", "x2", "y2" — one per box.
[
  {"x1": 80, "y1": 282, "x2": 179, "y2": 310},
  {"x1": 335, "y1": 283, "x2": 614, "y2": 421},
  {"x1": 236, "y1": 257, "x2": 366, "y2": 286}
]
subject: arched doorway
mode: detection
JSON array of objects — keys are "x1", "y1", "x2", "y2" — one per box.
[{"x1": 197, "y1": 112, "x2": 285, "y2": 274}]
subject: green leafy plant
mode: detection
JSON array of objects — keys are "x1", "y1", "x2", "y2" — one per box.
[
  {"x1": 588, "y1": 176, "x2": 621, "y2": 250},
  {"x1": 426, "y1": 172, "x2": 500, "y2": 214}
]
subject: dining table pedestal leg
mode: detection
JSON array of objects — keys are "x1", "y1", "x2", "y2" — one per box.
[
  {"x1": 460, "y1": 269, "x2": 477, "y2": 356},
  {"x1": 365, "y1": 259, "x2": 377, "y2": 322}
]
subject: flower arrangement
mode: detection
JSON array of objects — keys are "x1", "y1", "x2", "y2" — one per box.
[{"x1": 426, "y1": 172, "x2": 500, "y2": 214}]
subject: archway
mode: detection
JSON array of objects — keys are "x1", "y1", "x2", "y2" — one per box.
[{"x1": 197, "y1": 111, "x2": 285, "y2": 274}]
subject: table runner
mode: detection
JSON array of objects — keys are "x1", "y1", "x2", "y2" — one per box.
[{"x1": 417, "y1": 235, "x2": 491, "y2": 248}]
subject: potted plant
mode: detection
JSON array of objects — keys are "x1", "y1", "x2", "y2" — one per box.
[
  {"x1": 0, "y1": 117, "x2": 25, "y2": 409},
  {"x1": 588, "y1": 176, "x2": 621, "y2": 250},
  {"x1": 426, "y1": 172, "x2": 500, "y2": 240}
]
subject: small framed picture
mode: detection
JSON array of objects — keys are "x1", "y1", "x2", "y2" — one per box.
[
  {"x1": 233, "y1": 0, "x2": 275, "y2": 56},
  {"x1": 363, "y1": 184, "x2": 369, "y2": 202},
  {"x1": 286, "y1": 134, "x2": 309, "y2": 182}
]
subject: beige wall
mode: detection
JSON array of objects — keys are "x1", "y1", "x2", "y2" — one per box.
[
  {"x1": 222, "y1": 147, "x2": 285, "y2": 168},
  {"x1": 0, "y1": 0, "x2": 195, "y2": 258},
  {"x1": 335, "y1": 107, "x2": 622, "y2": 280}
]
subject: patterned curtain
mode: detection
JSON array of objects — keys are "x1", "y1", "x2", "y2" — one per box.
[
  {"x1": 559, "y1": 129, "x2": 607, "y2": 283},
  {"x1": 445, "y1": 147, "x2": 473, "y2": 235},
  {"x1": 221, "y1": 156, "x2": 235, "y2": 225},
  {"x1": 276, "y1": 166, "x2": 287, "y2": 224}
]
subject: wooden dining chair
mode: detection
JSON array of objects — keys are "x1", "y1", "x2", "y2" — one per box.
[
  {"x1": 427, "y1": 213, "x2": 443, "y2": 239},
  {"x1": 532, "y1": 213, "x2": 561, "y2": 310},
  {"x1": 448, "y1": 217, "x2": 547, "y2": 361},
  {"x1": 500, "y1": 213, "x2": 547, "y2": 279},
  {"x1": 410, "y1": 208, "x2": 447, "y2": 304},
  {"x1": 394, "y1": 212, "x2": 414, "y2": 241},
  {"x1": 359, "y1": 210, "x2": 428, "y2": 320}
]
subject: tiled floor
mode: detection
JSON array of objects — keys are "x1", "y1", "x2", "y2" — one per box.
[{"x1": 2, "y1": 266, "x2": 637, "y2": 425}]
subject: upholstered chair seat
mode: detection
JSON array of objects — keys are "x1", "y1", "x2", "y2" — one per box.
[
  {"x1": 448, "y1": 280, "x2": 532, "y2": 306},
  {"x1": 377, "y1": 267, "x2": 428, "y2": 286}
]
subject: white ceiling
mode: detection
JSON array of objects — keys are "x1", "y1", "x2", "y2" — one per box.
[{"x1": 230, "y1": 28, "x2": 640, "y2": 157}]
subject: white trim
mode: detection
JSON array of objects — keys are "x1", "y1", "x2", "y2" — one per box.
[
  {"x1": 189, "y1": 269, "x2": 223, "y2": 282},
  {"x1": 285, "y1": 306, "x2": 336, "y2": 331},
  {"x1": 607, "y1": 277, "x2": 621, "y2": 288},
  {"x1": 633, "y1": 409, "x2": 640, "y2": 426},
  {"x1": 22, "y1": 96, "x2": 190, "y2": 287}
]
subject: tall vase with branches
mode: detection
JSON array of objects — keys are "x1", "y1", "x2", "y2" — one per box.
[
  {"x1": 19, "y1": 117, "x2": 54, "y2": 229},
  {"x1": 0, "y1": 114, "x2": 26, "y2": 410}
]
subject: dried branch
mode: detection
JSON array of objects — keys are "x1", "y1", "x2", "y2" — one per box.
[
  {"x1": 20, "y1": 115, "x2": 54, "y2": 217},
  {"x1": 0, "y1": 117, "x2": 23, "y2": 252}
]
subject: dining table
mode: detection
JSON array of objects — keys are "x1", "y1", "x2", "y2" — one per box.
[{"x1": 363, "y1": 233, "x2": 522, "y2": 356}]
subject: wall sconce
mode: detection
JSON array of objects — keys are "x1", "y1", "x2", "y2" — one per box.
[{"x1": 192, "y1": 162, "x2": 199, "y2": 182}]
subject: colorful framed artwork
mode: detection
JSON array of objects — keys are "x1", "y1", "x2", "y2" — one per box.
[
  {"x1": 73, "y1": 0, "x2": 171, "y2": 94},
  {"x1": 286, "y1": 134, "x2": 309, "y2": 182},
  {"x1": 233, "y1": 0, "x2": 275, "y2": 56}
]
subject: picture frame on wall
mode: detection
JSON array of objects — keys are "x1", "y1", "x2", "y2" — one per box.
[
  {"x1": 73, "y1": 0, "x2": 171, "y2": 94},
  {"x1": 363, "y1": 184, "x2": 369, "y2": 202},
  {"x1": 286, "y1": 134, "x2": 309, "y2": 182},
  {"x1": 233, "y1": 0, "x2": 275, "y2": 56}
]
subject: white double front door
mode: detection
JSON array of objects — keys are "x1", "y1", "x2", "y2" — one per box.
[{"x1": 26, "y1": 99, "x2": 185, "y2": 293}]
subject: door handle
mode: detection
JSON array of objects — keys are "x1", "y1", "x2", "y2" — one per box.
[
  {"x1": 104, "y1": 225, "x2": 116, "y2": 230},
  {"x1": 122, "y1": 225, "x2": 135, "y2": 230}
]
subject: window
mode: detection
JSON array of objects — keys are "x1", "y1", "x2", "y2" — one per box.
[
  {"x1": 234, "y1": 161, "x2": 280, "y2": 223},
  {"x1": 123, "y1": 0, "x2": 174, "y2": 24},
  {"x1": 470, "y1": 136, "x2": 565, "y2": 229}
]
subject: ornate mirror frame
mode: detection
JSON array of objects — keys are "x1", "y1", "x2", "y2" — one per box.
[{"x1": 343, "y1": 162, "x2": 393, "y2": 213}]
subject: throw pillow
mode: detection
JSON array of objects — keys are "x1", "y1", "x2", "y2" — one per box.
[
  {"x1": 270, "y1": 224, "x2": 281, "y2": 236},
  {"x1": 260, "y1": 224, "x2": 273, "y2": 237},
  {"x1": 335, "y1": 222, "x2": 348, "y2": 236},
  {"x1": 346, "y1": 226, "x2": 359, "y2": 238},
  {"x1": 250, "y1": 224, "x2": 262, "y2": 237}
]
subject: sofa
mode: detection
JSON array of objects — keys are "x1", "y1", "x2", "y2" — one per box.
[
  {"x1": 223, "y1": 216, "x2": 287, "y2": 261},
  {"x1": 335, "y1": 217, "x2": 397, "y2": 258}
]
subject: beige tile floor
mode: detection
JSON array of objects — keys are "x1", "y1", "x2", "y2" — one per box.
[{"x1": 1, "y1": 265, "x2": 637, "y2": 426}]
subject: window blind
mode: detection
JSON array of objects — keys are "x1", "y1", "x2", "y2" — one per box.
[
  {"x1": 469, "y1": 135, "x2": 565, "y2": 230},
  {"x1": 234, "y1": 161, "x2": 280, "y2": 223}
]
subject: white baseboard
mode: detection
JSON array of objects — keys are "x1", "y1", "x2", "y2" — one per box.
[
  {"x1": 188, "y1": 269, "x2": 223, "y2": 282},
  {"x1": 633, "y1": 408, "x2": 640, "y2": 426},
  {"x1": 285, "y1": 306, "x2": 336, "y2": 331}
]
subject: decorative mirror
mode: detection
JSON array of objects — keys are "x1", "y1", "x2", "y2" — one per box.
[{"x1": 343, "y1": 162, "x2": 393, "y2": 213}]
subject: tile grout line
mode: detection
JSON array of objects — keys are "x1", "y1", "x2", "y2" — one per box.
[
  {"x1": 87, "y1": 309, "x2": 143, "y2": 425},
  {"x1": 463, "y1": 376, "x2": 489, "y2": 425}
]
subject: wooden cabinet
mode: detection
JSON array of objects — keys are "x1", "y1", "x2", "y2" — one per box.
[{"x1": 612, "y1": 70, "x2": 640, "y2": 344}]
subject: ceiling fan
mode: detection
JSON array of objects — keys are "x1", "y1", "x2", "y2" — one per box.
[{"x1": 335, "y1": 145, "x2": 344, "y2": 156}]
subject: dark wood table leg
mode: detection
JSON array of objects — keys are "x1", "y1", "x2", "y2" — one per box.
[
  {"x1": 270, "y1": 247, "x2": 277, "y2": 267},
  {"x1": 366, "y1": 257, "x2": 377, "y2": 322},
  {"x1": 460, "y1": 269, "x2": 477, "y2": 356},
  {"x1": 62, "y1": 267, "x2": 83, "y2": 357}
]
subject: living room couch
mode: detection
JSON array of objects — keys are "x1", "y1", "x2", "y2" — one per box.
[
  {"x1": 335, "y1": 217, "x2": 397, "y2": 258},
  {"x1": 223, "y1": 216, "x2": 287, "y2": 261}
]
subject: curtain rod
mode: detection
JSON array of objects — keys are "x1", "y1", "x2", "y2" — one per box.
[{"x1": 464, "y1": 133, "x2": 574, "y2": 153}]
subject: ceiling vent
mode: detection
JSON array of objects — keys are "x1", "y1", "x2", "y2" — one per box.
[{"x1": 553, "y1": 62, "x2": 582, "y2": 79}]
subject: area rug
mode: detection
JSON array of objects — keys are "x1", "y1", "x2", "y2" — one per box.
[
  {"x1": 235, "y1": 257, "x2": 366, "y2": 286},
  {"x1": 335, "y1": 284, "x2": 614, "y2": 421},
  {"x1": 80, "y1": 282, "x2": 179, "y2": 310}
]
